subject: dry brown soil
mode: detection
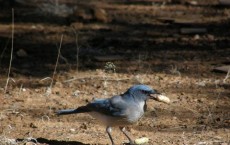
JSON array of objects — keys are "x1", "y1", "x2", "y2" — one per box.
[{"x1": 0, "y1": 0, "x2": 230, "y2": 145}]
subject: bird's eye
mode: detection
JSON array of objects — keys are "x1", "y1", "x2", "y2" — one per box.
[{"x1": 141, "y1": 90, "x2": 149, "y2": 94}]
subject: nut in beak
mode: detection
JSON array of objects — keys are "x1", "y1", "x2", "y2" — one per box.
[{"x1": 150, "y1": 94, "x2": 170, "y2": 104}]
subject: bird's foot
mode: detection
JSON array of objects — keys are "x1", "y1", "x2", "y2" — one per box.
[
  {"x1": 129, "y1": 141, "x2": 136, "y2": 145},
  {"x1": 123, "y1": 140, "x2": 136, "y2": 145}
]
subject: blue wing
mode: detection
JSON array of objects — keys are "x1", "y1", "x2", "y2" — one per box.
[{"x1": 86, "y1": 96, "x2": 128, "y2": 117}]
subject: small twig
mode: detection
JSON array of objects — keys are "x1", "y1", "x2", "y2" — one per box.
[
  {"x1": 40, "y1": 77, "x2": 52, "y2": 82},
  {"x1": 223, "y1": 68, "x2": 230, "y2": 83},
  {"x1": 10, "y1": 78, "x2": 15, "y2": 83},
  {"x1": 19, "y1": 84, "x2": 23, "y2": 95},
  {"x1": 4, "y1": 8, "x2": 14, "y2": 94},
  {"x1": 71, "y1": 26, "x2": 80, "y2": 73},
  {"x1": 50, "y1": 34, "x2": 63, "y2": 89},
  {"x1": 170, "y1": 65, "x2": 181, "y2": 77},
  {"x1": 45, "y1": 35, "x2": 63, "y2": 97},
  {"x1": 63, "y1": 77, "x2": 77, "y2": 83},
  {"x1": 59, "y1": 51, "x2": 69, "y2": 64},
  {"x1": 63, "y1": 76, "x2": 130, "y2": 83}
]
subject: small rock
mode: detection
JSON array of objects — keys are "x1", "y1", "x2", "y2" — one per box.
[
  {"x1": 194, "y1": 34, "x2": 200, "y2": 40},
  {"x1": 154, "y1": 76, "x2": 162, "y2": 81},
  {"x1": 173, "y1": 116, "x2": 177, "y2": 120},
  {"x1": 198, "y1": 98, "x2": 205, "y2": 103},
  {"x1": 34, "y1": 89, "x2": 40, "y2": 93},
  {"x1": 55, "y1": 82, "x2": 63, "y2": 88},
  {"x1": 94, "y1": 8, "x2": 108, "y2": 22},
  {"x1": 207, "y1": 34, "x2": 215, "y2": 40},
  {"x1": 188, "y1": 1, "x2": 198, "y2": 5},
  {"x1": 31, "y1": 25, "x2": 36, "y2": 29},
  {"x1": 72, "y1": 90, "x2": 80, "y2": 97},
  {"x1": 29, "y1": 123, "x2": 37, "y2": 128},
  {"x1": 70, "y1": 128, "x2": 76, "y2": 133},
  {"x1": 25, "y1": 142, "x2": 34, "y2": 145},
  {"x1": 195, "y1": 81, "x2": 206, "y2": 87},
  {"x1": 16, "y1": 49, "x2": 28, "y2": 57},
  {"x1": 71, "y1": 22, "x2": 83, "y2": 29},
  {"x1": 197, "y1": 142, "x2": 207, "y2": 145},
  {"x1": 80, "y1": 79, "x2": 86, "y2": 82}
]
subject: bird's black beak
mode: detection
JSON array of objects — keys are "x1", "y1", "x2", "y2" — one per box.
[
  {"x1": 149, "y1": 89, "x2": 160, "y2": 101},
  {"x1": 149, "y1": 92, "x2": 160, "y2": 101}
]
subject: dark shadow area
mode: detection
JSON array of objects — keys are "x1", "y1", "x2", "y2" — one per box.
[
  {"x1": 0, "y1": 0, "x2": 229, "y2": 77},
  {"x1": 16, "y1": 138, "x2": 89, "y2": 145}
]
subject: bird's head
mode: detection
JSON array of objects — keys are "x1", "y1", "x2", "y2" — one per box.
[{"x1": 126, "y1": 85, "x2": 159, "y2": 101}]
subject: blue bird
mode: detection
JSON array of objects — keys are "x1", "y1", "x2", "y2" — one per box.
[{"x1": 57, "y1": 84, "x2": 162, "y2": 145}]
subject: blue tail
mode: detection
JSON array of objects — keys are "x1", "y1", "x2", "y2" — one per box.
[{"x1": 57, "y1": 106, "x2": 90, "y2": 115}]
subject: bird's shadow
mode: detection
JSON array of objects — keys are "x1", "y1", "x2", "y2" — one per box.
[
  {"x1": 16, "y1": 138, "x2": 89, "y2": 145},
  {"x1": 16, "y1": 138, "x2": 134, "y2": 145}
]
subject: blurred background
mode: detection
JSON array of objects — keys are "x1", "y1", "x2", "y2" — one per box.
[{"x1": 0, "y1": 0, "x2": 229, "y2": 76}]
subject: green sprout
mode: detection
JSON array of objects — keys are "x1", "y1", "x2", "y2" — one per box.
[{"x1": 104, "y1": 62, "x2": 116, "y2": 73}]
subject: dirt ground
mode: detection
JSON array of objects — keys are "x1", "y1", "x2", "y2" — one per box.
[{"x1": 0, "y1": 0, "x2": 230, "y2": 145}]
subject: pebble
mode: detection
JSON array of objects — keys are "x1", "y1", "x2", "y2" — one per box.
[
  {"x1": 207, "y1": 34, "x2": 215, "y2": 40},
  {"x1": 72, "y1": 90, "x2": 80, "y2": 97},
  {"x1": 189, "y1": 1, "x2": 198, "y2": 5},
  {"x1": 173, "y1": 116, "x2": 177, "y2": 120},
  {"x1": 16, "y1": 49, "x2": 28, "y2": 57},
  {"x1": 70, "y1": 128, "x2": 76, "y2": 133},
  {"x1": 194, "y1": 34, "x2": 200, "y2": 40},
  {"x1": 134, "y1": 137, "x2": 149, "y2": 144},
  {"x1": 94, "y1": 8, "x2": 108, "y2": 22},
  {"x1": 25, "y1": 142, "x2": 34, "y2": 145}
]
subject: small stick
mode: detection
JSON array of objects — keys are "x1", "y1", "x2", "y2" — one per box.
[
  {"x1": 223, "y1": 68, "x2": 230, "y2": 83},
  {"x1": 63, "y1": 76, "x2": 131, "y2": 83},
  {"x1": 71, "y1": 26, "x2": 80, "y2": 73},
  {"x1": 4, "y1": 8, "x2": 14, "y2": 94},
  {"x1": 40, "y1": 77, "x2": 52, "y2": 82},
  {"x1": 19, "y1": 84, "x2": 23, "y2": 95},
  {"x1": 50, "y1": 34, "x2": 63, "y2": 89}
]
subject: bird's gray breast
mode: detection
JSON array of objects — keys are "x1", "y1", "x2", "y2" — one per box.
[{"x1": 126, "y1": 101, "x2": 145, "y2": 123}]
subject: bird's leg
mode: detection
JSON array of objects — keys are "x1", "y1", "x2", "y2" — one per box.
[
  {"x1": 119, "y1": 127, "x2": 134, "y2": 144},
  {"x1": 106, "y1": 126, "x2": 115, "y2": 145}
]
